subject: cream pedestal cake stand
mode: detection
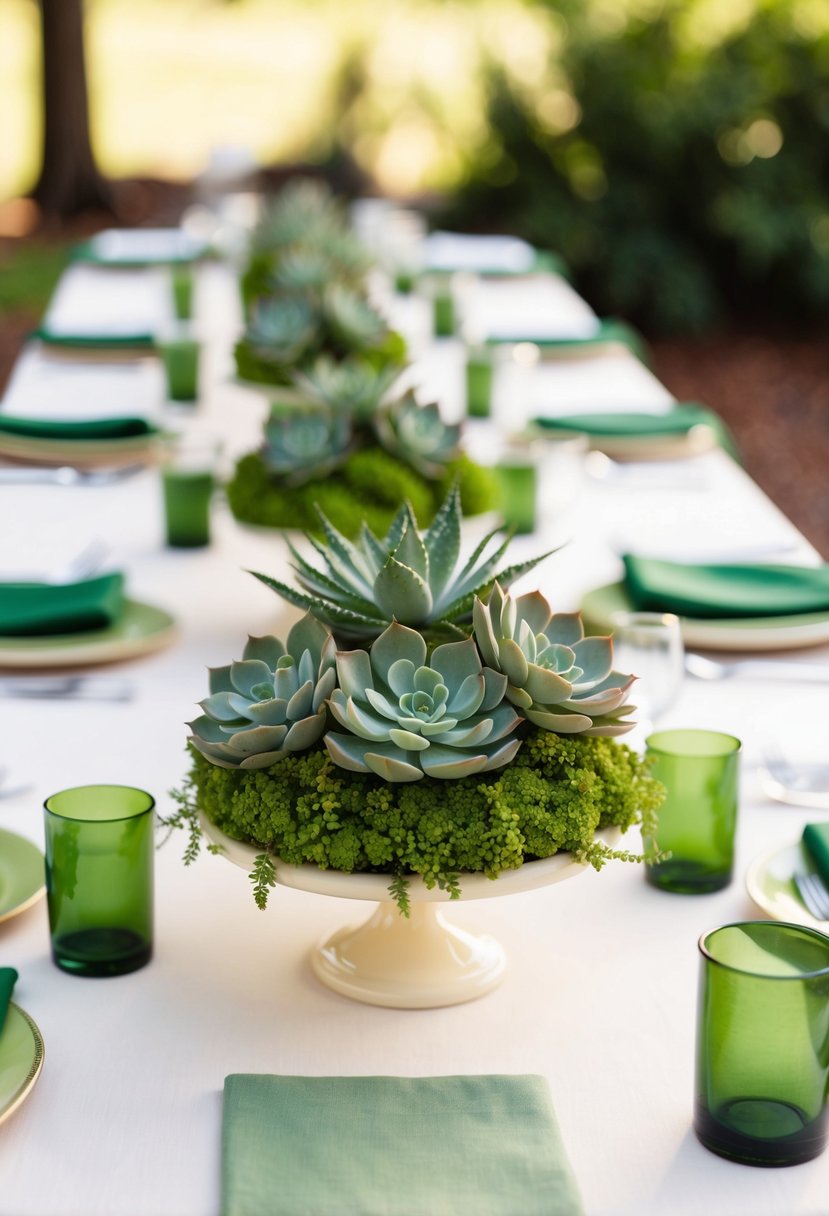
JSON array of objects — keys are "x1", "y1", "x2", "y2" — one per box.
[{"x1": 202, "y1": 816, "x2": 621, "y2": 1010}]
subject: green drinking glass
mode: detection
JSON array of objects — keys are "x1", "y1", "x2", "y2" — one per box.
[
  {"x1": 644, "y1": 728, "x2": 740, "y2": 893},
  {"x1": 465, "y1": 348, "x2": 494, "y2": 418},
  {"x1": 44, "y1": 785, "x2": 155, "y2": 978},
  {"x1": 157, "y1": 332, "x2": 201, "y2": 402},
  {"x1": 431, "y1": 278, "x2": 456, "y2": 338},
  {"x1": 161, "y1": 432, "x2": 219, "y2": 548},
  {"x1": 495, "y1": 455, "x2": 537, "y2": 534},
  {"x1": 171, "y1": 265, "x2": 194, "y2": 321},
  {"x1": 695, "y1": 921, "x2": 829, "y2": 1166}
]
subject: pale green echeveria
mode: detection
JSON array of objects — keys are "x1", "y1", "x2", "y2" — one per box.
[
  {"x1": 251, "y1": 179, "x2": 341, "y2": 255},
  {"x1": 251, "y1": 485, "x2": 551, "y2": 641},
  {"x1": 272, "y1": 247, "x2": 335, "y2": 292},
  {"x1": 246, "y1": 296, "x2": 317, "y2": 364},
  {"x1": 262, "y1": 403, "x2": 351, "y2": 485},
  {"x1": 375, "y1": 393, "x2": 461, "y2": 478},
  {"x1": 323, "y1": 283, "x2": 388, "y2": 352},
  {"x1": 292, "y1": 355, "x2": 401, "y2": 423},
  {"x1": 188, "y1": 615, "x2": 337, "y2": 769},
  {"x1": 325, "y1": 622, "x2": 521, "y2": 781},
  {"x1": 473, "y1": 583, "x2": 636, "y2": 738}
]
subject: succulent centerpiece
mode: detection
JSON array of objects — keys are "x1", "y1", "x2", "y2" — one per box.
[
  {"x1": 227, "y1": 180, "x2": 498, "y2": 538},
  {"x1": 169, "y1": 490, "x2": 663, "y2": 914}
]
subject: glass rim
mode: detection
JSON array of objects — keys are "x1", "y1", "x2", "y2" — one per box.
[
  {"x1": 699, "y1": 920, "x2": 829, "y2": 980},
  {"x1": 611, "y1": 610, "x2": 681, "y2": 629},
  {"x1": 44, "y1": 784, "x2": 155, "y2": 824},
  {"x1": 646, "y1": 727, "x2": 741, "y2": 758}
]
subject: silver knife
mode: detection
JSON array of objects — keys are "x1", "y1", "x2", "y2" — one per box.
[{"x1": 0, "y1": 676, "x2": 135, "y2": 701}]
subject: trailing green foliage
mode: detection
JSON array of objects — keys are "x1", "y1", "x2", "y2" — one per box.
[
  {"x1": 441, "y1": 2, "x2": 829, "y2": 333},
  {"x1": 226, "y1": 446, "x2": 497, "y2": 538},
  {"x1": 175, "y1": 732, "x2": 663, "y2": 911}
]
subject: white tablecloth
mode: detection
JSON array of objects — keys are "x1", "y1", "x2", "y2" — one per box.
[{"x1": 2, "y1": 264, "x2": 828, "y2": 1216}]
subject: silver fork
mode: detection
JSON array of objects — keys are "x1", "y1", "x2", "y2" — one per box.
[
  {"x1": 794, "y1": 872, "x2": 829, "y2": 921},
  {"x1": 0, "y1": 464, "x2": 145, "y2": 487}
]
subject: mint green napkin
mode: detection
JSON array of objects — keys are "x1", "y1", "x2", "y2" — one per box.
[
  {"x1": 222, "y1": 1074, "x2": 584, "y2": 1216},
  {"x1": 0, "y1": 415, "x2": 156, "y2": 441},
  {"x1": 33, "y1": 328, "x2": 155, "y2": 350},
  {"x1": 0, "y1": 968, "x2": 17, "y2": 1035},
  {"x1": 803, "y1": 823, "x2": 829, "y2": 887},
  {"x1": 0, "y1": 573, "x2": 124, "y2": 636},
  {"x1": 623, "y1": 555, "x2": 829, "y2": 619}
]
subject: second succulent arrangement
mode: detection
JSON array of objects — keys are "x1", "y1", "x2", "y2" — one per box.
[{"x1": 227, "y1": 180, "x2": 497, "y2": 537}]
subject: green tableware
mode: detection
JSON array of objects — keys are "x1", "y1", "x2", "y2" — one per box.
[
  {"x1": 696, "y1": 921, "x2": 829, "y2": 1166},
  {"x1": 158, "y1": 336, "x2": 201, "y2": 402},
  {"x1": 466, "y1": 347, "x2": 493, "y2": 418},
  {"x1": 495, "y1": 457, "x2": 537, "y2": 534},
  {"x1": 171, "y1": 265, "x2": 194, "y2": 320},
  {"x1": 645, "y1": 729, "x2": 741, "y2": 894},
  {"x1": 162, "y1": 468, "x2": 215, "y2": 548},
  {"x1": 0, "y1": 599, "x2": 176, "y2": 669},
  {"x1": 0, "y1": 830, "x2": 45, "y2": 924},
  {"x1": 44, "y1": 785, "x2": 155, "y2": 977},
  {"x1": 0, "y1": 1004, "x2": 45, "y2": 1127},
  {"x1": 0, "y1": 573, "x2": 124, "y2": 637},
  {"x1": 431, "y1": 277, "x2": 456, "y2": 338},
  {"x1": 0, "y1": 969, "x2": 17, "y2": 1033}
]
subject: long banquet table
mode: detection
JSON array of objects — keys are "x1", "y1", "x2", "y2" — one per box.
[{"x1": 2, "y1": 260, "x2": 828, "y2": 1216}]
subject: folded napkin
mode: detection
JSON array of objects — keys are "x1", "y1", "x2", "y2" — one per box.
[
  {"x1": 490, "y1": 317, "x2": 646, "y2": 359},
  {"x1": 803, "y1": 822, "x2": 829, "y2": 886},
  {"x1": 0, "y1": 414, "x2": 156, "y2": 441},
  {"x1": 222, "y1": 1074, "x2": 583, "y2": 1216},
  {"x1": 0, "y1": 968, "x2": 17, "y2": 1035},
  {"x1": 32, "y1": 328, "x2": 155, "y2": 350},
  {"x1": 532, "y1": 400, "x2": 740, "y2": 455},
  {"x1": 0, "y1": 573, "x2": 124, "y2": 637},
  {"x1": 622, "y1": 555, "x2": 829, "y2": 620}
]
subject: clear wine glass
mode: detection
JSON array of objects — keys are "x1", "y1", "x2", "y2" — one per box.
[{"x1": 610, "y1": 611, "x2": 685, "y2": 738}]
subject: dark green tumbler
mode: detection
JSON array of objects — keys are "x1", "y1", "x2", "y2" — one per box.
[
  {"x1": 44, "y1": 785, "x2": 154, "y2": 977},
  {"x1": 695, "y1": 921, "x2": 829, "y2": 1166}
]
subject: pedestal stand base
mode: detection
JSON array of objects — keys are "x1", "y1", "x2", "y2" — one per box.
[{"x1": 311, "y1": 900, "x2": 506, "y2": 1009}]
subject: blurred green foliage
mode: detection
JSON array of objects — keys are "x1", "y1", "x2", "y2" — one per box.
[
  {"x1": 0, "y1": 242, "x2": 68, "y2": 317},
  {"x1": 440, "y1": 1, "x2": 829, "y2": 333}
]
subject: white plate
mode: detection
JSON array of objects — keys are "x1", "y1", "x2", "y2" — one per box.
[
  {"x1": 581, "y1": 581, "x2": 829, "y2": 653},
  {"x1": 746, "y1": 840, "x2": 828, "y2": 929}
]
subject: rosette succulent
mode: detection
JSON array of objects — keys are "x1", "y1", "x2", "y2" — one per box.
[
  {"x1": 473, "y1": 583, "x2": 636, "y2": 737},
  {"x1": 262, "y1": 404, "x2": 351, "y2": 484},
  {"x1": 325, "y1": 622, "x2": 521, "y2": 781},
  {"x1": 245, "y1": 297, "x2": 316, "y2": 364},
  {"x1": 293, "y1": 356, "x2": 400, "y2": 423},
  {"x1": 188, "y1": 615, "x2": 337, "y2": 769},
  {"x1": 375, "y1": 393, "x2": 461, "y2": 477},
  {"x1": 252, "y1": 485, "x2": 551, "y2": 641},
  {"x1": 323, "y1": 284, "x2": 388, "y2": 352}
]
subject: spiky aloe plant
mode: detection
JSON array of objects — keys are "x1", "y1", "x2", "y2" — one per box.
[
  {"x1": 262, "y1": 404, "x2": 351, "y2": 485},
  {"x1": 250, "y1": 485, "x2": 552, "y2": 641},
  {"x1": 325, "y1": 622, "x2": 521, "y2": 781},
  {"x1": 188, "y1": 617, "x2": 337, "y2": 769},
  {"x1": 375, "y1": 393, "x2": 461, "y2": 477},
  {"x1": 473, "y1": 583, "x2": 636, "y2": 737}
]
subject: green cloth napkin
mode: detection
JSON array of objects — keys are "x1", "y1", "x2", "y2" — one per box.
[
  {"x1": 33, "y1": 327, "x2": 155, "y2": 350},
  {"x1": 532, "y1": 401, "x2": 738, "y2": 458},
  {"x1": 622, "y1": 555, "x2": 829, "y2": 620},
  {"x1": 488, "y1": 317, "x2": 646, "y2": 362},
  {"x1": 803, "y1": 823, "x2": 829, "y2": 887},
  {"x1": 0, "y1": 414, "x2": 156, "y2": 441},
  {"x1": 222, "y1": 1074, "x2": 584, "y2": 1216},
  {"x1": 0, "y1": 968, "x2": 17, "y2": 1035},
  {"x1": 0, "y1": 573, "x2": 124, "y2": 637}
]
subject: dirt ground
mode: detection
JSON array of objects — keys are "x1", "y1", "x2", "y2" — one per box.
[{"x1": 650, "y1": 333, "x2": 829, "y2": 558}]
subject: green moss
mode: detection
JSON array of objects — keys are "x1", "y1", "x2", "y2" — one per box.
[
  {"x1": 176, "y1": 731, "x2": 663, "y2": 909},
  {"x1": 226, "y1": 445, "x2": 499, "y2": 538}
]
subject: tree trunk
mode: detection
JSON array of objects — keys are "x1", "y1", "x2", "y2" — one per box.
[{"x1": 32, "y1": 0, "x2": 112, "y2": 219}]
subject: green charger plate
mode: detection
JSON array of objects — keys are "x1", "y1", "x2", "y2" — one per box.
[
  {"x1": 581, "y1": 581, "x2": 829, "y2": 653},
  {"x1": 0, "y1": 599, "x2": 177, "y2": 669},
  {"x1": 0, "y1": 830, "x2": 44, "y2": 925},
  {"x1": 0, "y1": 1004, "x2": 45, "y2": 1126}
]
